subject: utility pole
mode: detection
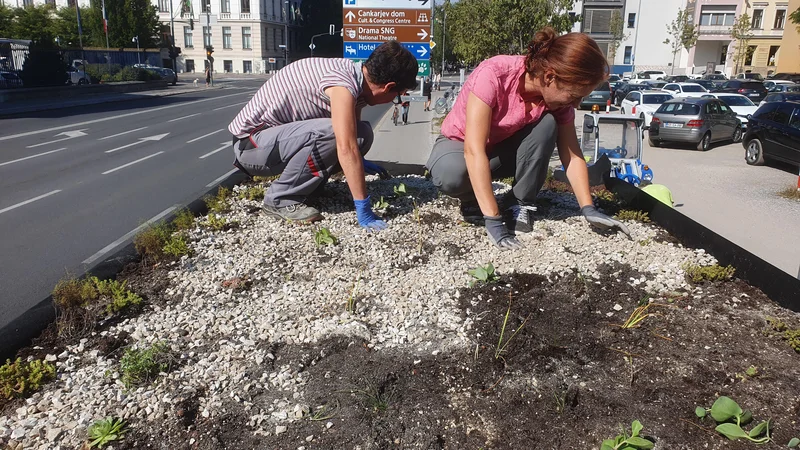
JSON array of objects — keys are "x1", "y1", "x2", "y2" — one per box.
[
  {"x1": 441, "y1": 6, "x2": 446, "y2": 75},
  {"x1": 206, "y1": 0, "x2": 213, "y2": 85},
  {"x1": 133, "y1": 36, "x2": 140, "y2": 65},
  {"x1": 169, "y1": 0, "x2": 176, "y2": 71},
  {"x1": 630, "y1": 0, "x2": 643, "y2": 75},
  {"x1": 283, "y1": 1, "x2": 289, "y2": 68}
]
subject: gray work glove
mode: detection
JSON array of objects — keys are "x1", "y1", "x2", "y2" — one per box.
[
  {"x1": 581, "y1": 205, "x2": 632, "y2": 239},
  {"x1": 484, "y1": 215, "x2": 523, "y2": 250}
]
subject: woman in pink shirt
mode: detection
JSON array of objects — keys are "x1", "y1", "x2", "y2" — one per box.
[{"x1": 426, "y1": 28, "x2": 630, "y2": 249}]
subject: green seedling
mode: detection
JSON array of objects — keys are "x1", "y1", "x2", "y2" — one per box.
[
  {"x1": 614, "y1": 209, "x2": 651, "y2": 223},
  {"x1": 600, "y1": 420, "x2": 654, "y2": 450},
  {"x1": 393, "y1": 183, "x2": 408, "y2": 197},
  {"x1": 162, "y1": 233, "x2": 193, "y2": 259},
  {"x1": 617, "y1": 303, "x2": 661, "y2": 329},
  {"x1": 696, "y1": 396, "x2": 770, "y2": 443},
  {"x1": 766, "y1": 317, "x2": 800, "y2": 353},
  {"x1": 92, "y1": 278, "x2": 143, "y2": 315},
  {"x1": 172, "y1": 208, "x2": 195, "y2": 231},
  {"x1": 119, "y1": 342, "x2": 174, "y2": 388},
  {"x1": 372, "y1": 196, "x2": 390, "y2": 211},
  {"x1": 314, "y1": 227, "x2": 338, "y2": 247},
  {"x1": 133, "y1": 221, "x2": 173, "y2": 262},
  {"x1": 0, "y1": 358, "x2": 56, "y2": 400},
  {"x1": 237, "y1": 185, "x2": 265, "y2": 201},
  {"x1": 87, "y1": 417, "x2": 126, "y2": 448},
  {"x1": 202, "y1": 213, "x2": 231, "y2": 231},
  {"x1": 309, "y1": 400, "x2": 339, "y2": 421},
  {"x1": 788, "y1": 437, "x2": 800, "y2": 447},
  {"x1": 468, "y1": 263, "x2": 499, "y2": 286},
  {"x1": 495, "y1": 294, "x2": 530, "y2": 360},
  {"x1": 736, "y1": 365, "x2": 759, "y2": 382},
  {"x1": 683, "y1": 263, "x2": 735, "y2": 283},
  {"x1": 203, "y1": 186, "x2": 232, "y2": 214},
  {"x1": 346, "y1": 268, "x2": 363, "y2": 314}
]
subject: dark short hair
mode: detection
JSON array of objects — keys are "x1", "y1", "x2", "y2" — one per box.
[{"x1": 364, "y1": 41, "x2": 418, "y2": 92}]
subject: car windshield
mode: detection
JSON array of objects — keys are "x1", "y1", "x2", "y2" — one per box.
[
  {"x1": 609, "y1": 75, "x2": 621, "y2": 82},
  {"x1": 718, "y1": 96, "x2": 755, "y2": 106},
  {"x1": 682, "y1": 85, "x2": 706, "y2": 92},
  {"x1": 594, "y1": 81, "x2": 610, "y2": 91},
  {"x1": 741, "y1": 82, "x2": 764, "y2": 90},
  {"x1": 658, "y1": 103, "x2": 701, "y2": 115},
  {"x1": 786, "y1": 86, "x2": 800, "y2": 92},
  {"x1": 643, "y1": 94, "x2": 672, "y2": 104},
  {"x1": 745, "y1": 73, "x2": 764, "y2": 80}
]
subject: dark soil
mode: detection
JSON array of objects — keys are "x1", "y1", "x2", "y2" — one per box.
[{"x1": 121, "y1": 264, "x2": 800, "y2": 449}]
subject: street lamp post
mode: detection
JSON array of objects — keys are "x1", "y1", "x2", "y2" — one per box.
[
  {"x1": 283, "y1": 1, "x2": 290, "y2": 68},
  {"x1": 630, "y1": 0, "x2": 643, "y2": 75},
  {"x1": 132, "y1": 36, "x2": 140, "y2": 65},
  {"x1": 169, "y1": 0, "x2": 177, "y2": 71}
]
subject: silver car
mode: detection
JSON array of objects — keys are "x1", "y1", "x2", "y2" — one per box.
[{"x1": 647, "y1": 98, "x2": 742, "y2": 151}]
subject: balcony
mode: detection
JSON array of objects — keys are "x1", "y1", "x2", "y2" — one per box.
[
  {"x1": 220, "y1": 12, "x2": 231, "y2": 19},
  {"x1": 697, "y1": 24, "x2": 732, "y2": 37},
  {"x1": 751, "y1": 28, "x2": 784, "y2": 37},
  {"x1": 239, "y1": 13, "x2": 251, "y2": 19}
]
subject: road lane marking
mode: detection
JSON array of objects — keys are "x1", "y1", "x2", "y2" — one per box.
[
  {"x1": 98, "y1": 127, "x2": 148, "y2": 141},
  {"x1": 187, "y1": 129, "x2": 225, "y2": 143},
  {"x1": 0, "y1": 148, "x2": 66, "y2": 167},
  {"x1": 199, "y1": 142, "x2": 231, "y2": 159},
  {"x1": 168, "y1": 113, "x2": 201, "y2": 122},
  {"x1": 26, "y1": 130, "x2": 88, "y2": 148},
  {"x1": 206, "y1": 168, "x2": 238, "y2": 187},
  {"x1": 0, "y1": 190, "x2": 62, "y2": 215},
  {"x1": 0, "y1": 91, "x2": 252, "y2": 142},
  {"x1": 102, "y1": 151, "x2": 164, "y2": 175},
  {"x1": 82, "y1": 205, "x2": 178, "y2": 265},
  {"x1": 105, "y1": 133, "x2": 170, "y2": 154},
  {"x1": 212, "y1": 102, "x2": 247, "y2": 111}
]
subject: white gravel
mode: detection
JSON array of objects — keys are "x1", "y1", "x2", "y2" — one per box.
[{"x1": 0, "y1": 175, "x2": 719, "y2": 449}]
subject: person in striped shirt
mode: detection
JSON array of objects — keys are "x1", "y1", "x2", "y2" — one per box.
[{"x1": 229, "y1": 41, "x2": 418, "y2": 228}]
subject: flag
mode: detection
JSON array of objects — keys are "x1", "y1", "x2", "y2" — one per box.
[{"x1": 102, "y1": 0, "x2": 108, "y2": 34}]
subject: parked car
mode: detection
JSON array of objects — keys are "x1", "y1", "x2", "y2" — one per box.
[
  {"x1": 613, "y1": 82, "x2": 649, "y2": 106},
  {"x1": 579, "y1": 80, "x2": 611, "y2": 110},
  {"x1": 735, "y1": 72, "x2": 765, "y2": 81},
  {"x1": 663, "y1": 75, "x2": 692, "y2": 83},
  {"x1": 742, "y1": 100, "x2": 800, "y2": 166},
  {"x1": 766, "y1": 72, "x2": 800, "y2": 83},
  {"x1": 700, "y1": 93, "x2": 758, "y2": 129},
  {"x1": 647, "y1": 97, "x2": 742, "y2": 151},
  {"x1": 715, "y1": 80, "x2": 768, "y2": 103},
  {"x1": 642, "y1": 80, "x2": 667, "y2": 89},
  {"x1": 620, "y1": 90, "x2": 674, "y2": 126},
  {"x1": 0, "y1": 71, "x2": 23, "y2": 88},
  {"x1": 763, "y1": 80, "x2": 796, "y2": 92},
  {"x1": 695, "y1": 79, "x2": 720, "y2": 91},
  {"x1": 703, "y1": 74, "x2": 728, "y2": 82},
  {"x1": 66, "y1": 66, "x2": 91, "y2": 85},
  {"x1": 758, "y1": 92, "x2": 800, "y2": 107},
  {"x1": 149, "y1": 67, "x2": 177, "y2": 85},
  {"x1": 641, "y1": 70, "x2": 668, "y2": 80},
  {"x1": 661, "y1": 82, "x2": 709, "y2": 98},
  {"x1": 608, "y1": 74, "x2": 624, "y2": 97}
]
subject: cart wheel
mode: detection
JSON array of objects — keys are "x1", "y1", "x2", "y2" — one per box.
[
  {"x1": 745, "y1": 139, "x2": 765, "y2": 165},
  {"x1": 696, "y1": 132, "x2": 711, "y2": 152},
  {"x1": 621, "y1": 174, "x2": 640, "y2": 186}
]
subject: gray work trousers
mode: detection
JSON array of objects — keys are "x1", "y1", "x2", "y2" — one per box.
[
  {"x1": 426, "y1": 113, "x2": 557, "y2": 205},
  {"x1": 232, "y1": 119, "x2": 374, "y2": 207}
]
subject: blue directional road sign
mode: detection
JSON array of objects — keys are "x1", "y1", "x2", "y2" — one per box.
[
  {"x1": 343, "y1": 42, "x2": 380, "y2": 59},
  {"x1": 401, "y1": 43, "x2": 430, "y2": 59}
]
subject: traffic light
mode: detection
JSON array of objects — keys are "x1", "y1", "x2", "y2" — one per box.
[
  {"x1": 206, "y1": 45, "x2": 214, "y2": 58},
  {"x1": 168, "y1": 46, "x2": 182, "y2": 59},
  {"x1": 189, "y1": 18, "x2": 194, "y2": 30}
]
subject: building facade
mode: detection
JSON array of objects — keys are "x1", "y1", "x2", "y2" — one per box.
[
  {"x1": 739, "y1": 0, "x2": 790, "y2": 75},
  {"x1": 775, "y1": 0, "x2": 799, "y2": 73}
]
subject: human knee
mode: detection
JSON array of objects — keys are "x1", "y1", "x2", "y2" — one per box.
[
  {"x1": 430, "y1": 165, "x2": 471, "y2": 197},
  {"x1": 357, "y1": 121, "x2": 374, "y2": 155}
]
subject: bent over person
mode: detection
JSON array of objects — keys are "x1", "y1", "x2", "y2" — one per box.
[
  {"x1": 426, "y1": 28, "x2": 630, "y2": 249},
  {"x1": 228, "y1": 41, "x2": 418, "y2": 228}
]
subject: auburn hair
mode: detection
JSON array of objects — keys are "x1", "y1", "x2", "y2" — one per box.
[{"x1": 525, "y1": 27, "x2": 608, "y2": 88}]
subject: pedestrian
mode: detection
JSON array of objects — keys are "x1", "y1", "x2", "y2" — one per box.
[
  {"x1": 434, "y1": 72, "x2": 441, "y2": 91},
  {"x1": 423, "y1": 76, "x2": 433, "y2": 111},
  {"x1": 401, "y1": 97, "x2": 410, "y2": 125},
  {"x1": 228, "y1": 41, "x2": 418, "y2": 228},
  {"x1": 205, "y1": 67, "x2": 211, "y2": 87},
  {"x1": 425, "y1": 28, "x2": 630, "y2": 250}
]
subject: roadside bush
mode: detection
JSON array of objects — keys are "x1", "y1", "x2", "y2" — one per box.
[
  {"x1": 21, "y1": 38, "x2": 68, "y2": 87},
  {"x1": 93, "y1": 278, "x2": 143, "y2": 315},
  {"x1": 120, "y1": 342, "x2": 174, "y2": 388},
  {"x1": 237, "y1": 185, "x2": 265, "y2": 201},
  {"x1": 52, "y1": 275, "x2": 98, "y2": 309},
  {"x1": 684, "y1": 264, "x2": 735, "y2": 283},
  {"x1": 162, "y1": 233, "x2": 193, "y2": 258},
  {"x1": 204, "y1": 186, "x2": 232, "y2": 214},
  {"x1": 0, "y1": 358, "x2": 56, "y2": 400},
  {"x1": 133, "y1": 222, "x2": 172, "y2": 262},
  {"x1": 172, "y1": 208, "x2": 195, "y2": 231},
  {"x1": 100, "y1": 66, "x2": 161, "y2": 83}
]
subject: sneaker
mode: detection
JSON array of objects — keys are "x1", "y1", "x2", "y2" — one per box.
[
  {"x1": 504, "y1": 203, "x2": 537, "y2": 234},
  {"x1": 459, "y1": 199, "x2": 484, "y2": 225},
  {"x1": 262, "y1": 203, "x2": 323, "y2": 223}
]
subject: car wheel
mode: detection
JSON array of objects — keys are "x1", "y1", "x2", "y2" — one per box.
[
  {"x1": 732, "y1": 125, "x2": 742, "y2": 143},
  {"x1": 648, "y1": 138, "x2": 660, "y2": 147},
  {"x1": 696, "y1": 132, "x2": 711, "y2": 151},
  {"x1": 745, "y1": 138, "x2": 765, "y2": 165},
  {"x1": 78, "y1": 78, "x2": 87, "y2": 85}
]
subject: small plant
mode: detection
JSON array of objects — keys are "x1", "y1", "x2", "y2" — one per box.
[
  {"x1": 594, "y1": 189, "x2": 618, "y2": 203},
  {"x1": 92, "y1": 277, "x2": 143, "y2": 315},
  {"x1": 133, "y1": 222, "x2": 173, "y2": 262},
  {"x1": 238, "y1": 185, "x2": 265, "y2": 201},
  {"x1": 695, "y1": 396, "x2": 771, "y2": 443},
  {"x1": 309, "y1": 400, "x2": 339, "y2": 421},
  {"x1": 617, "y1": 303, "x2": 660, "y2": 329},
  {"x1": 52, "y1": 275, "x2": 98, "y2": 309},
  {"x1": 87, "y1": 417, "x2": 126, "y2": 448},
  {"x1": 468, "y1": 263, "x2": 499, "y2": 286},
  {"x1": 393, "y1": 183, "x2": 408, "y2": 197},
  {"x1": 202, "y1": 213, "x2": 231, "y2": 231},
  {"x1": 253, "y1": 175, "x2": 279, "y2": 183},
  {"x1": 495, "y1": 294, "x2": 530, "y2": 360},
  {"x1": 314, "y1": 227, "x2": 339, "y2": 247},
  {"x1": 204, "y1": 186, "x2": 232, "y2": 214},
  {"x1": 119, "y1": 342, "x2": 174, "y2": 388},
  {"x1": 0, "y1": 358, "x2": 56, "y2": 400},
  {"x1": 498, "y1": 176, "x2": 514, "y2": 186},
  {"x1": 684, "y1": 263, "x2": 735, "y2": 283},
  {"x1": 600, "y1": 420, "x2": 654, "y2": 450},
  {"x1": 162, "y1": 233, "x2": 193, "y2": 258},
  {"x1": 736, "y1": 365, "x2": 759, "y2": 382},
  {"x1": 346, "y1": 269, "x2": 363, "y2": 314},
  {"x1": 777, "y1": 186, "x2": 800, "y2": 200},
  {"x1": 614, "y1": 209, "x2": 651, "y2": 223},
  {"x1": 766, "y1": 317, "x2": 800, "y2": 353},
  {"x1": 172, "y1": 208, "x2": 195, "y2": 231},
  {"x1": 372, "y1": 196, "x2": 390, "y2": 211},
  {"x1": 789, "y1": 437, "x2": 800, "y2": 447}
]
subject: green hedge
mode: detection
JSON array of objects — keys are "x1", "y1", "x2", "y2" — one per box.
[{"x1": 97, "y1": 66, "x2": 163, "y2": 83}]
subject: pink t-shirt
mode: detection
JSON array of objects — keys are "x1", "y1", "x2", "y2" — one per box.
[{"x1": 441, "y1": 55, "x2": 574, "y2": 147}]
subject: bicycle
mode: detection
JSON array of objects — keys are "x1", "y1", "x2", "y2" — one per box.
[
  {"x1": 391, "y1": 94, "x2": 402, "y2": 126},
  {"x1": 434, "y1": 84, "x2": 459, "y2": 115}
]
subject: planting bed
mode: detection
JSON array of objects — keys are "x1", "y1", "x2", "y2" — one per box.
[{"x1": 1, "y1": 175, "x2": 799, "y2": 450}]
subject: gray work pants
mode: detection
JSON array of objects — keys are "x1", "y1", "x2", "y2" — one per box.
[
  {"x1": 232, "y1": 119, "x2": 374, "y2": 207},
  {"x1": 425, "y1": 113, "x2": 557, "y2": 205}
]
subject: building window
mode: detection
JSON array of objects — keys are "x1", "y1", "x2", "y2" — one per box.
[
  {"x1": 242, "y1": 27, "x2": 252, "y2": 49},
  {"x1": 241, "y1": 0, "x2": 250, "y2": 13},
  {"x1": 22, "y1": 0, "x2": 33, "y2": 6},
  {"x1": 582, "y1": 8, "x2": 615, "y2": 33},
  {"x1": 627, "y1": 13, "x2": 635, "y2": 28},
  {"x1": 224, "y1": 60, "x2": 233, "y2": 72},
  {"x1": 768, "y1": 45, "x2": 779, "y2": 66},
  {"x1": 751, "y1": 9, "x2": 763, "y2": 29},
  {"x1": 45, "y1": 0, "x2": 55, "y2": 6},
  {"x1": 699, "y1": 6, "x2": 736, "y2": 26},
  {"x1": 203, "y1": 26, "x2": 212, "y2": 47},
  {"x1": 243, "y1": 60, "x2": 252, "y2": 73},
  {"x1": 720, "y1": 44, "x2": 728, "y2": 64},
  {"x1": 273, "y1": 28, "x2": 278, "y2": 50},
  {"x1": 201, "y1": 0, "x2": 211, "y2": 13},
  {"x1": 623, "y1": 46, "x2": 632, "y2": 64},
  {"x1": 222, "y1": 27, "x2": 232, "y2": 49},
  {"x1": 221, "y1": 0, "x2": 230, "y2": 13},
  {"x1": 745, "y1": 45, "x2": 757, "y2": 66},
  {"x1": 774, "y1": 9, "x2": 786, "y2": 29},
  {"x1": 186, "y1": 59, "x2": 195, "y2": 72},
  {"x1": 67, "y1": 0, "x2": 75, "y2": 6},
  {"x1": 184, "y1": 26, "x2": 193, "y2": 48},
  {"x1": 158, "y1": 0, "x2": 169, "y2": 12}
]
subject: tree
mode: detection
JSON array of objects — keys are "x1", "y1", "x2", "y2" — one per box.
[
  {"x1": 9, "y1": 5, "x2": 57, "y2": 44},
  {"x1": 730, "y1": 13, "x2": 753, "y2": 74},
  {"x1": 447, "y1": 0, "x2": 579, "y2": 65},
  {"x1": 663, "y1": 8, "x2": 699, "y2": 74},
  {"x1": 83, "y1": 0, "x2": 160, "y2": 48},
  {"x1": 21, "y1": 38, "x2": 68, "y2": 87},
  {"x1": 0, "y1": 4, "x2": 14, "y2": 38},
  {"x1": 790, "y1": 7, "x2": 800, "y2": 31},
  {"x1": 608, "y1": 10, "x2": 629, "y2": 64},
  {"x1": 51, "y1": 6, "x2": 100, "y2": 49},
  {"x1": 431, "y1": 0, "x2": 456, "y2": 73}
]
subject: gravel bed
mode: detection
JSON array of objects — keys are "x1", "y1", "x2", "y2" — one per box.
[{"x1": 0, "y1": 175, "x2": 719, "y2": 449}]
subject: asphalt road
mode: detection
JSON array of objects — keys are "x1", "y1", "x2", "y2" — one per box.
[{"x1": 0, "y1": 80, "x2": 391, "y2": 331}]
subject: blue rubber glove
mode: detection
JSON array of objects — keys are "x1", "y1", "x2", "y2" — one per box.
[
  {"x1": 362, "y1": 159, "x2": 391, "y2": 179},
  {"x1": 354, "y1": 196, "x2": 388, "y2": 231}
]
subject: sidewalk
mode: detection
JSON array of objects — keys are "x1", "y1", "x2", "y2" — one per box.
[{"x1": 368, "y1": 97, "x2": 439, "y2": 169}]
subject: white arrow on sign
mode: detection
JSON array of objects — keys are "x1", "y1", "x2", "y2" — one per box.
[
  {"x1": 417, "y1": 29, "x2": 428, "y2": 40},
  {"x1": 416, "y1": 46, "x2": 428, "y2": 58},
  {"x1": 27, "y1": 130, "x2": 88, "y2": 148},
  {"x1": 345, "y1": 10, "x2": 356, "y2": 22},
  {"x1": 309, "y1": 43, "x2": 316, "y2": 50},
  {"x1": 105, "y1": 133, "x2": 169, "y2": 154}
]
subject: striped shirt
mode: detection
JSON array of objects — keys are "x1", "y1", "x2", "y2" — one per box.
[{"x1": 228, "y1": 58, "x2": 368, "y2": 137}]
